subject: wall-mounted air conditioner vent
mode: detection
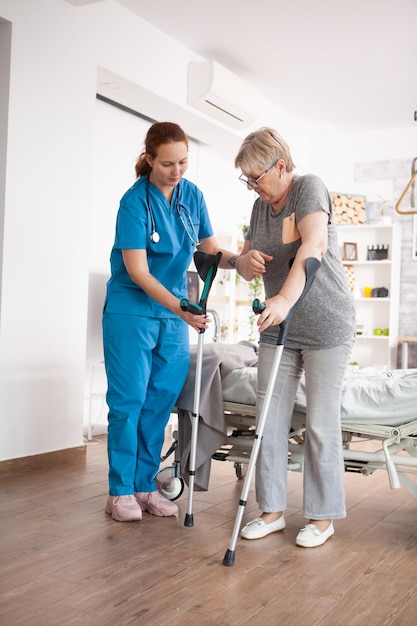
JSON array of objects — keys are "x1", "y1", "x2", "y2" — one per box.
[{"x1": 187, "y1": 61, "x2": 260, "y2": 129}]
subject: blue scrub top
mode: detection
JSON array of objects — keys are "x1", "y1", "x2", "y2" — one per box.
[{"x1": 104, "y1": 176, "x2": 214, "y2": 317}]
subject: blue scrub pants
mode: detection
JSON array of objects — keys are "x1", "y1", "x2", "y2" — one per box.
[{"x1": 103, "y1": 313, "x2": 190, "y2": 495}]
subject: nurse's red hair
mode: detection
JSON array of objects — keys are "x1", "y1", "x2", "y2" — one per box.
[{"x1": 135, "y1": 122, "x2": 189, "y2": 178}]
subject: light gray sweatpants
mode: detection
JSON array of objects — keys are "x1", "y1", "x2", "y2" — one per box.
[{"x1": 255, "y1": 340, "x2": 353, "y2": 520}]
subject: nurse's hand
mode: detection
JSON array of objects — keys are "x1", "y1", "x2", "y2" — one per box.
[{"x1": 181, "y1": 311, "x2": 210, "y2": 333}]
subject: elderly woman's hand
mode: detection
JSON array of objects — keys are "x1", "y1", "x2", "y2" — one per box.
[
  {"x1": 256, "y1": 294, "x2": 291, "y2": 332},
  {"x1": 237, "y1": 250, "x2": 273, "y2": 281}
]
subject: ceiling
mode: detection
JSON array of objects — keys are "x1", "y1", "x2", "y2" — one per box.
[{"x1": 117, "y1": 0, "x2": 417, "y2": 134}]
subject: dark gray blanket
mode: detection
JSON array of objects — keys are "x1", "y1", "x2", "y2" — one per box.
[{"x1": 176, "y1": 341, "x2": 258, "y2": 490}]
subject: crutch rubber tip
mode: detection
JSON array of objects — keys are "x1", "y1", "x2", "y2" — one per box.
[
  {"x1": 184, "y1": 513, "x2": 194, "y2": 527},
  {"x1": 223, "y1": 549, "x2": 235, "y2": 566}
]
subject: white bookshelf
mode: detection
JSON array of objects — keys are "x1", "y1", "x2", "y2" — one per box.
[
  {"x1": 337, "y1": 222, "x2": 401, "y2": 369},
  {"x1": 209, "y1": 236, "x2": 264, "y2": 343}
]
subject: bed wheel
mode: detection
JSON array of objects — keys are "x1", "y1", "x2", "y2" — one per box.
[
  {"x1": 155, "y1": 467, "x2": 185, "y2": 501},
  {"x1": 234, "y1": 462, "x2": 247, "y2": 480}
]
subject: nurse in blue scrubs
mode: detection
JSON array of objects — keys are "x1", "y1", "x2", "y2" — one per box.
[{"x1": 103, "y1": 122, "x2": 256, "y2": 522}]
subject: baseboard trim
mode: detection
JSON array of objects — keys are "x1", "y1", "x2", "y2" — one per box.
[{"x1": 0, "y1": 445, "x2": 87, "y2": 475}]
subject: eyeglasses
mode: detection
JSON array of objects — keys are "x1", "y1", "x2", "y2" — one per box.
[{"x1": 238, "y1": 161, "x2": 277, "y2": 188}]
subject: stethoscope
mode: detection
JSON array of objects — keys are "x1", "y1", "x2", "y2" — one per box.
[{"x1": 146, "y1": 177, "x2": 200, "y2": 247}]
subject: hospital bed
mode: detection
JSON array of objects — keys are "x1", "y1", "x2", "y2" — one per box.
[{"x1": 175, "y1": 343, "x2": 417, "y2": 500}]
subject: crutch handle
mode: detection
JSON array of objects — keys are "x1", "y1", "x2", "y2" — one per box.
[
  {"x1": 180, "y1": 298, "x2": 204, "y2": 315},
  {"x1": 252, "y1": 299, "x2": 265, "y2": 314}
]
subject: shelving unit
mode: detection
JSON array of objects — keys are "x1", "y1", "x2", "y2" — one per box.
[
  {"x1": 210, "y1": 272, "x2": 258, "y2": 343},
  {"x1": 337, "y1": 222, "x2": 401, "y2": 369},
  {"x1": 209, "y1": 236, "x2": 264, "y2": 343}
]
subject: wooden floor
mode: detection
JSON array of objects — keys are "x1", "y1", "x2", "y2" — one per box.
[{"x1": 1, "y1": 435, "x2": 417, "y2": 626}]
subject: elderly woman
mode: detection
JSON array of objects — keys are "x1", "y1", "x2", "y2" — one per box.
[{"x1": 233, "y1": 128, "x2": 356, "y2": 547}]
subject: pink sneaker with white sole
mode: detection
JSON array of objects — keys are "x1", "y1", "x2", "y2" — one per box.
[
  {"x1": 135, "y1": 491, "x2": 178, "y2": 516},
  {"x1": 105, "y1": 495, "x2": 142, "y2": 522}
]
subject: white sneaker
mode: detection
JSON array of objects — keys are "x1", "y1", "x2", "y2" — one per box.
[
  {"x1": 295, "y1": 522, "x2": 334, "y2": 547},
  {"x1": 240, "y1": 515, "x2": 286, "y2": 540}
]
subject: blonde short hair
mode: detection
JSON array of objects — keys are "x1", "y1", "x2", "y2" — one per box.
[{"x1": 235, "y1": 127, "x2": 295, "y2": 173}]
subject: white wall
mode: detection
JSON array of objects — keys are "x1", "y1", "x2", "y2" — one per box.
[
  {"x1": 0, "y1": 0, "x2": 96, "y2": 459},
  {"x1": 90, "y1": 101, "x2": 150, "y2": 275},
  {"x1": 0, "y1": 0, "x2": 415, "y2": 461}
]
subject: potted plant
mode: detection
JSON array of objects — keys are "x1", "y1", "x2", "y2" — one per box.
[{"x1": 220, "y1": 321, "x2": 229, "y2": 342}]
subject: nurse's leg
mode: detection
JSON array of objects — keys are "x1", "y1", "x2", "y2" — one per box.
[
  {"x1": 134, "y1": 317, "x2": 190, "y2": 493},
  {"x1": 103, "y1": 313, "x2": 156, "y2": 496}
]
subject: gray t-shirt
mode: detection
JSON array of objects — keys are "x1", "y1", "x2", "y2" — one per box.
[{"x1": 247, "y1": 173, "x2": 356, "y2": 349}]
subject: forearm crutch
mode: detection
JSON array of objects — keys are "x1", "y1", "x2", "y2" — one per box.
[
  {"x1": 223, "y1": 257, "x2": 321, "y2": 566},
  {"x1": 180, "y1": 250, "x2": 222, "y2": 527}
]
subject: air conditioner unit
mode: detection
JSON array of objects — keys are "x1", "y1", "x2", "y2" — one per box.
[{"x1": 187, "y1": 61, "x2": 260, "y2": 129}]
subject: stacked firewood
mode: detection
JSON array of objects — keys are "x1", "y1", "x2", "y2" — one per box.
[{"x1": 332, "y1": 194, "x2": 366, "y2": 224}]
